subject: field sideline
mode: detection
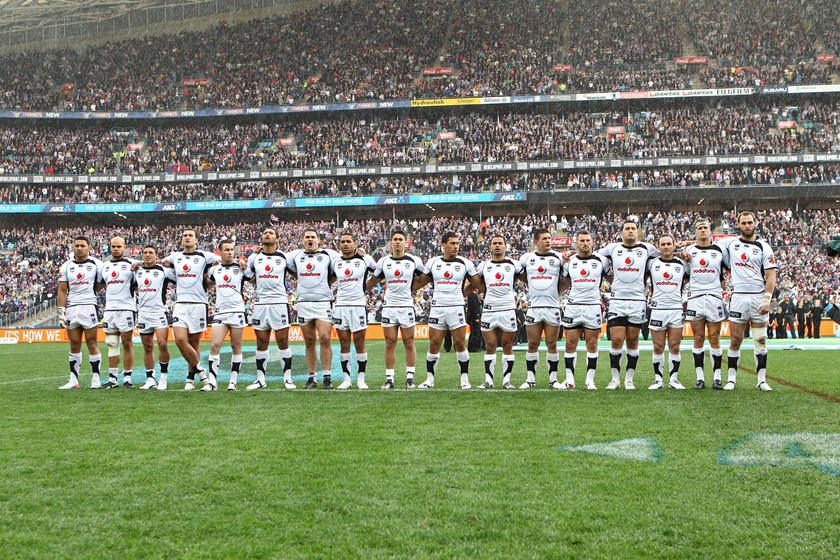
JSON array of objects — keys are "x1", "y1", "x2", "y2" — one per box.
[{"x1": 2, "y1": 341, "x2": 839, "y2": 558}]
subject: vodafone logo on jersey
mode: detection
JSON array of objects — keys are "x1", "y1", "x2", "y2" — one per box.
[
  {"x1": 699, "y1": 258, "x2": 708, "y2": 266},
  {"x1": 580, "y1": 268, "x2": 588, "y2": 276},
  {"x1": 624, "y1": 257, "x2": 633, "y2": 265},
  {"x1": 223, "y1": 275, "x2": 230, "y2": 282},
  {"x1": 76, "y1": 273, "x2": 83, "y2": 279},
  {"x1": 144, "y1": 278, "x2": 150, "y2": 285},
  {"x1": 265, "y1": 264, "x2": 272, "y2": 272},
  {"x1": 394, "y1": 269, "x2": 402, "y2": 277},
  {"x1": 663, "y1": 271, "x2": 671, "y2": 279},
  {"x1": 537, "y1": 266, "x2": 545, "y2": 273},
  {"x1": 344, "y1": 269, "x2": 351, "y2": 276},
  {"x1": 306, "y1": 262, "x2": 314, "y2": 270},
  {"x1": 444, "y1": 271, "x2": 451, "y2": 278},
  {"x1": 183, "y1": 264, "x2": 189, "y2": 271},
  {"x1": 741, "y1": 253, "x2": 748, "y2": 261},
  {"x1": 495, "y1": 272, "x2": 502, "y2": 280},
  {"x1": 111, "y1": 271, "x2": 117, "y2": 278}
]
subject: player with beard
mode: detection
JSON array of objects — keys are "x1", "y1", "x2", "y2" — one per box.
[
  {"x1": 475, "y1": 234, "x2": 524, "y2": 389},
  {"x1": 100, "y1": 236, "x2": 139, "y2": 389},
  {"x1": 204, "y1": 240, "x2": 246, "y2": 391},
  {"x1": 597, "y1": 220, "x2": 659, "y2": 390},
  {"x1": 134, "y1": 245, "x2": 175, "y2": 390},
  {"x1": 717, "y1": 211, "x2": 778, "y2": 391}
]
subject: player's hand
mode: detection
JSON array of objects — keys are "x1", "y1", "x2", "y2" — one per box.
[
  {"x1": 357, "y1": 247, "x2": 367, "y2": 256},
  {"x1": 162, "y1": 259, "x2": 172, "y2": 267},
  {"x1": 678, "y1": 250, "x2": 691, "y2": 261},
  {"x1": 758, "y1": 301, "x2": 770, "y2": 315},
  {"x1": 58, "y1": 306, "x2": 67, "y2": 329},
  {"x1": 238, "y1": 257, "x2": 248, "y2": 269},
  {"x1": 562, "y1": 250, "x2": 572, "y2": 262},
  {"x1": 130, "y1": 261, "x2": 141, "y2": 271}
]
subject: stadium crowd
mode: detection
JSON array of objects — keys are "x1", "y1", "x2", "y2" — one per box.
[
  {"x1": 1, "y1": 101, "x2": 839, "y2": 176},
  {"x1": 0, "y1": 0, "x2": 838, "y2": 112},
  {"x1": 2, "y1": 209, "x2": 838, "y2": 327}
]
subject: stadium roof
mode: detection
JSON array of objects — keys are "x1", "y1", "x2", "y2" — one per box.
[{"x1": 0, "y1": 0, "x2": 295, "y2": 49}]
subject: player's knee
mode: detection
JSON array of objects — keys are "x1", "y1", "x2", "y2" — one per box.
[
  {"x1": 106, "y1": 334, "x2": 120, "y2": 357},
  {"x1": 752, "y1": 326, "x2": 767, "y2": 351}
]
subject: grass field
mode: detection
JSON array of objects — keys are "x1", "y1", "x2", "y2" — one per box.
[{"x1": 2, "y1": 339, "x2": 839, "y2": 559}]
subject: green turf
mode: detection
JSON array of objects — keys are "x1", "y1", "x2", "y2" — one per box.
[{"x1": 1, "y1": 341, "x2": 839, "y2": 559}]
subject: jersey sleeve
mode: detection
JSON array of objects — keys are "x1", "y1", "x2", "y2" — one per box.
[
  {"x1": 762, "y1": 242, "x2": 778, "y2": 270},
  {"x1": 286, "y1": 250, "x2": 300, "y2": 273},
  {"x1": 562, "y1": 260, "x2": 570, "y2": 277},
  {"x1": 94, "y1": 258, "x2": 105, "y2": 283},
  {"x1": 476, "y1": 261, "x2": 486, "y2": 276},
  {"x1": 205, "y1": 251, "x2": 220, "y2": 266},
  {"x1": 597, "y1": 244, "x2": 613, "y2": 260},
  {"x1": 646, "y1": 243, "x2": 660, "y2": 260},
  {"x1": 372, "y1": 257, "x2": 385, "y2": 279},
  {"x1": 244, "y1": 253, "x2": 256, "y2": 278},
  {"x1": 164, "y1": 267, "x2": 177, "y2": 281},
  {"x1": 414, "y1": 256, "x2": 429, "y2": 275},
  {"x1": 163, "y1": 252, "x2": 178, "y2": 266},
  {"x1": 364, "y1": 254, "x2": 377, "y2": 271},
  {"x1": 464, "y1": 259, "x2": 478, "y2": 277},
  {"x1": 59, "y1": 262, "x2": 69, "y2": 283},
  {"x1": 599, "y1": 254, "x2": 611, "y2": 275}
]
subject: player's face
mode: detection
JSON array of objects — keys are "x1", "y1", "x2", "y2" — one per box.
[
  {"x1": 535, "y1": 233, "x2": 551, "y2": 253},
  {"x1": 109, "y1": 237, "x2": 126, "y2": 259},
  {"x1": 658, "y1": 237, "x2": 675, "y2": 259},
  {"x1": 73, "y1": 239, "x2": 89, "y2": 260},
  {"x1": 261, "y1": 228, "x2": 278, "y2": 247},
  {"x1": 490, "y1": 237, "x2": 506, "y2": 258},
  {"x1": 142, "y1": 248, "x2": 157, "y2": 267},
  {"x1": 340, "y1": 236, "x2": 356, "y2": 257},
  {"x1": 738, "y1": 215, "x2": 756, "y2": 239},
  {"x1": 303, "y1": 231, "x2": 319, "y2": 251},
  {"x1": 621, "y1": 223, "x2": 637, "y2": 244},
  {"x1": 220, "y1": 244, "x2": 235, "y2": 264},
  {"x1": 576, "y1": 235, "x2": 592, "y2": 256},
  {"x1": 391, "y1": 235, "x2": 405, "y2": 254},
  {"x1": 182, "y1": 230, "x2": 197, "y2": 250},
  {"x1": 695, "y1": 223, "x2": 711, "y2": 244},
  {"x1": 442, "y1": 236, "x2": 460, "y2": 258}
]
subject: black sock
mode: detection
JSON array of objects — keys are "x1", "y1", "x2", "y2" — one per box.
[
  {"x1": 609, "y1": 352, "x2": 622, "y2": 371},
  {"x1": 626, "y1": 353, "x2": 639, "y2": 372},
  {"x1": 727, "y1": 356, "x2": 739, "y2": 371},
  {"x1": 159, "y1": 361, "x2": 169, "y2": 374},
  {"x1": 146, "y1": 369, "x2": 155, "y2": 379},
  {"x1": 458, "y1": 358, "x2": 469, "y2": 375},
  {"x1": 587, "y1": 356, "x2": 597, "y2": 371},
  {"x1": 484, "y1": 360, "x2": 494, "y2": 380},
  {"x1": 756, "y1": 352, "x2": 768, "y2": 371},
  {"x1": 693, "y1": 352, "x2": 704, "y2": 368},
  {"x1": 653, "y1": 360, "x2": 663, "y2": 379},
  {"x1": 564, "y1": 356, "x2": 575, "y2": 373},
  {"x1": 712, "y1": 353, "x2": 722, "y2": 372},
  {"x1": 341, "y1": 359, "x2": 350, "y2": 376}
]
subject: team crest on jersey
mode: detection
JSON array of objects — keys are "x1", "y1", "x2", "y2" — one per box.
[
  {"x1": 435, "y1": 263, "x2": 442, "y2": 270},
  {"x1": 385, "y1": 262, "x2": 392, "y2": 269},
  {"x1": 354, "y1": 261, "x2": 360, "y2": 268},
  {"x1": 153, "y1": 271, "x2": 160, "y2": 277},
  {"x1": 317, "y1": 256, "x2": 323, "y2": 262},
  {"x1": 636, "y1": 250, "x2": 643, "y2": 257},
  {"x1": 549, "y1": 259, "x2": 556, "y2": 266},
  {"x1": 193, "y1": 257, "x2": 199, "y2": 263},
  {"x1": 572, "y1": 261, "x2": 578, "y2": 268}
]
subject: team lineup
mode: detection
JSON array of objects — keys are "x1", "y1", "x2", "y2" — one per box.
[{"x1": 56, "y1": 211, "x2": 777, "y2": 393}]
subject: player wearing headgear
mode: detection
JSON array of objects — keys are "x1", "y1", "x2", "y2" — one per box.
[
  {"x1": 162, "y1": 228, "x2": 220, "y2": 390},
  {"x1": 57, "y1": 236, "x2": 104, "y2": 389},
  {"x1": 287, "y1": 228, "x2": 340, "y2": 389},
  {"x1": 560, "y1": 230, "x2": 610, "y2": 390},
  {"x1": 475, "y1": 234, "x2": 524, "y2": 389},
  {"x1": 244, "y1": 227, "x2": 295, "y2": 390},
  {"x1": 684, "y1": 219, "x2": 727, "y2": 389},
  {"x1": 100, "y1": 236, "x2": 139, "y2": 389},
  {"x1": 519, "y1": 228, "x2": 564, "y2": 389},
  {"x1": 332, "y1": 232, "x2": 376, "y2": 389},
  {"x1": 717, "y1": 211, "x2": 777, "y2": 391},
  {"x1": 203, "y1": 239, "x2": 247, "y2": 391},
  {"x1": 646, "y1": 235, "x2": 689, "y2": 390},
  {"x1": 597, "y1": 219, "x2": 660, "y2": 390},
  {"x1": 366, "y1": 229, "x2": 427, "y2": 389},
  {"x1": 134, "y1": 245, "x2": 175, "y2": 390}
]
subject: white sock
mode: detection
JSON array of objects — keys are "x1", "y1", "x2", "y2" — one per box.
[
  {"x1": 585, "y1": 352, "x2": 598, "y2": 385},
  {"x1": 385, "y1": 369, "x2": 395, "y2": 380},
  {"x1": 483, "y1": 354, "x2": 496, "y2": 384},
  {"x1": 625, "y1": 349, "x2": 639, "y2": 383},
  {"x1": 501, "y1": 354, "x2": 515, "y2": 385},
  {"x1": 406, "y1": 367, "x2": 415, "y2": 380},
  {"x1": 280, "y1": 347, "x2": 292, "y2": 382},
  {"x1": 356, "y1": 352, "x2": 367, "y2": 385},
  {"x1": 340, "y1": 352, "x2": 352, "y2": 382},
  {"x1": 546, "y1": 353, "x2": 560, "y2": 383},
  {"x1": 610, "y1": 350, "x2": 623, "y2": 382},
  {"x1": 230, "y1": 354, "x2": 242, "y2": 385},
  {"x1": 69, "y1": 352, "x2": 82, "y2": 384},
  {"x1": 668, "y1": 353, "x2": 681, "y2": 384},
  {"x1": 652, "y1": 353, "x2": 665, "y2": 381},
  {"x1": 456, "y1": 350, "x2": 470, "y2": 385},
  {"x1": 525, "y1": 352, "x2": 539, "y2": 383},
  {"x1": 727, "y1": 349, "x2": 740, "y2": 383},
  {"x1": 564, "y1": 352, "x2": 576, "y2": 385},
  {"x1": 693, "y1": 347, "x2": 705, "y2": 381},
  {"x1": 209, "y1": 354, "x2": 220, "y2": 382},
  {"x1": 425, "y1": 352, "x2": 440, "y2": 382},
  {"x1": 255, "y1": 349, "x2": 269, "y2": 383},
  {"x1": 711, "y1": 347, "x2": 723, "y2": 381}
]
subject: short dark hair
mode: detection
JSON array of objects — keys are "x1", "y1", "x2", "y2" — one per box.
[
  {"x1": 74, "y1": 235, "x2": 90, "y2": 245},
  {"x1": 391, "y1": 229, "x2": 406, "y2": 240},
  {"x1": 340, "y1": 232, "x2": 354, "y2": 241},
  {"x1": 658, "y1": 234, "x2": 675, "y2": 245},
  {"x1": 489, "y1": 234, "x2": 506, "y2": 244},
  {"x1": 182, "y1": 228, "x2": 197, "y2": 236},
  {"x1": 575, "y1": 229, "x2": 592, "y2": 239},
  {"x1": 533, "y1": 228, "x2": 550, "y2": 240},
  {"x1": 441, "y1": 231, "x2": 459, "y2": 244},
  {"x1": 218, "y1": 239, "x2": 234, "y2": 250},
  {"x1": 737, "y1": 211, "x2": 756, "y2": 222},
  {"x1": 622, "y1": 219, "x2": 638, "y2": 229},
  {"x1": 143, "y1": 245, "x2": 157, "y2": 254}
]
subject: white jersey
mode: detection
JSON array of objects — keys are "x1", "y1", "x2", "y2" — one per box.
[
  {"x1": 165, "y1": 250, "x2": 220, "y2": 304},
  {"x1": 564, "y1": 254, "x2": 610, "y2": 305},
  {"x1": 426, "y1": 256, "x2": 478, "y2": 307},
  {"x1": 333, "y1": 253, "x2": 376, "y2": 307},
  {"x1": 685, "y1": 243, "x2": 726, "y2": 298},
  {"x1": 209, "y1": 263, "x2": 246, "y2": 314},
  {"x1": 647, "y1": 257, "x2": 688, "y2": 310},
  {"x1": 59, "y1": 258, "x2": 103, "y2": 306},
  {"x1": 718, "y1": 237, "x2": 777, "y2": 294},
  {"x1": 246, "y1": 251, "x2": 291, "y2": 305},
  {"x1": 134, "y1": 265, "x2": 175, "y2": 313},
  {"x1": 477, "y1": 258, "x2": 522, "y2": 312},
  {"x1": 101, "y1": 257, "x2": 138, "y2": 312},
  {"x1": 519, "y1": 251, "x2": 563, "y2": 308},
  {"x1": 373, "y1": 254, "x2": 427, "y2": 307},
  {"x1": 288, "y1": 248, "x2": 339, "y2": 302},
  {"x1": 598, "y1": 242, "x2": 659, "y2": 301}
]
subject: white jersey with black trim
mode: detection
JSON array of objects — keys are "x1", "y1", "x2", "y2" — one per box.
[
  {"x1": 564, "y1": 254, "x2": 610, "y2": 305},
  {"x1": 246, "y1": 251, "x2": 291, "y2": 305},
  {"x1": 477, "y1": 258, "x2": 522, "y2": 312},
  {"x1": 519, "y1": 251, "x2": 563, "y2": 308},
  {"x1": 101, "y1": 257, "x2": 138, "y2": 312},
  {"x1": 426, "y1": 256, "x2": 478, "y2": 308},
  {"x1": 333, "y1": 253, "x2": 376, "y2": 307},
  {"x1": 685, "y1": 243, "x2": 726, "y2": 298},
  {"x1": 165, "y1": 250, "x2": 220, "y2": 304},
  {"x1": 647, "y1": 257, "x2": 688, "y2": 309},
  {"x1": 59, "y1": 258, "x2": 103, "y2": 306},
  {"x1": 135, "y1": 265, "x2": 175, "y2": 313},
  {"x1": 598, "y1": 242, "x2": 659, "y2": 301},
  {"x1": 373, "y1": 254, "x2": 426, "y2": 307},
  {"x1": 718, "y1": 237, "x2": 778, "y2": 294},
  {"x1": 287, "y1": 248, "x2": 339, "y2": 302},
  {"x1": 209, "y1": 263, "x2": 246, "y2": 314}
]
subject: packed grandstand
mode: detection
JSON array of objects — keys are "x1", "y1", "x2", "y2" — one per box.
[{"x1": 1, "y1": 0, "x2": 839, "y2": 329}]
